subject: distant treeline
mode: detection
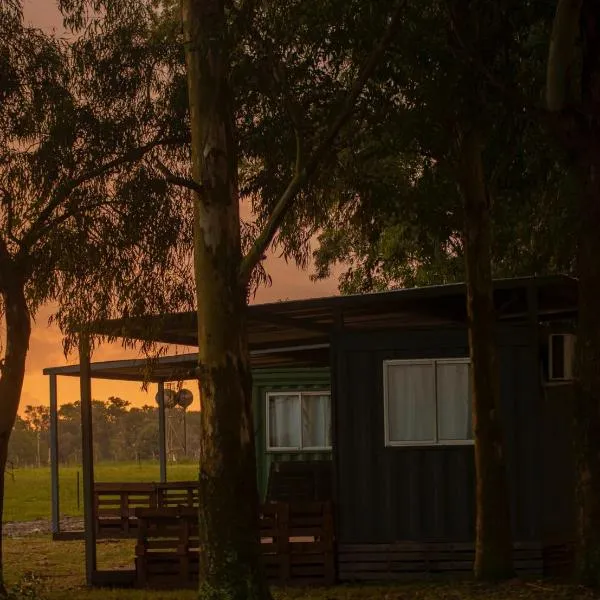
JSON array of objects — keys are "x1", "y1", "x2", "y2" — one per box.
[{"x1": 9, "y1": 397, "x2": 201, "y2": 468}]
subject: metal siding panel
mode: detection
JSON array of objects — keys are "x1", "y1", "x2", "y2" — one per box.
[
  {"x1": 337, "y1": 326, "x2": 537, "y2": 546},
  {"x1": 497, "y1": 327, "x2": 540, "y2": 542},
  {"x1": 515, "y1": 344, "x2": 541, "y2": 540}
]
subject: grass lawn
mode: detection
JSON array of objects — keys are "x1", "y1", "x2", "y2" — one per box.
[
  {"x1": 4, "y1": 465, "x2": 600, "y2": 599},
  {"x1": 4, "y1": 535, "x2": 600, "y2": 600},
  {"x1": 3, "y1": 462, "x2": 198, "y2": 522}
]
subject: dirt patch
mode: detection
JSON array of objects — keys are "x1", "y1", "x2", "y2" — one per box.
[{"x1": 3, "y1": 516, "x2": 83, "y2": 537}]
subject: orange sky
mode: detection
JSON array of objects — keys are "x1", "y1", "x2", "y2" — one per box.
[{"x1": 19, "y1": 1, "x2": 340, "y2": 413}]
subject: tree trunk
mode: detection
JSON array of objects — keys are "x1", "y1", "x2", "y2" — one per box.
[
  {"x1": 547, "y1": 0, "x2": 600, "y2": 585},
  {"x1": 181, "y1": 2, "x2": 270, "y2": 599},
  {"x1": 458, "y1": 127, "x2": 514, "y2": 580},
  {"x1": 0, "y1": 279, "x2": 31, "y2": 595},
  {"x1": 573, "y1": 150, "x2": 600, "y2": 585},
  {"x1": 572, "y1": 7, "x2": 600, "y2": 581}
]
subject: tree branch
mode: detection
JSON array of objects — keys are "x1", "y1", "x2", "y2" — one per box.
[
  {"x1": 20, "y1": 135, "x2": 189, "y2": 253},
  {"x1": 153, "y1": 159, "x2": 203, "y2": 194},
  {"x1": 239, "y1": 0, "x2": 408, "y2": 286}
]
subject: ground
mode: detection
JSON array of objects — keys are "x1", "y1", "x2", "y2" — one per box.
[
  {"x1": 4, "y1": 464, "x2": 600, "y2": 599},
  {"x1": 3, "y1": 538, "x2": 600, "y2": 600}
]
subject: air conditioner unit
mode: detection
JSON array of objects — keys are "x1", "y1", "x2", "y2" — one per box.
[{"x1": 548, "y1": 333, "x2": 576, "y2": 381}]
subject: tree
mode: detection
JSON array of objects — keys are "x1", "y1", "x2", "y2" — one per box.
[
  {"x1": 182, "y1": 3, "x2": 406, "y2": 598},
  {"x1": 545, "y1": 0, "x2": 600, "y2": 585},
  {"x1": 281, "y1": 0, "x2": 571, "y2": 580},
  {"x1": 23, "y1": 406, "x2": 49, "y2": 468},
  {"x1": 60, "y1": 0, "x2": 408, "y2": 596},
  {"x1": 0, "y1": 4, "x2": 194, "y2": 592}
]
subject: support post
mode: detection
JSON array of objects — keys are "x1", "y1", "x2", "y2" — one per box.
[
  {"x1": 330, "y1": 308, "x2": 343, "y2": 572},
  {"x1": 49, "y1": 374, "x2": 60, "y2": 537},
  {"x1": 79, "y1": 334, "x2": 97, "y2": 586},
  {"x1": 527, "y1": 282, "x2": 542, "y2": 540},
  {"x1": 158, "y1": 381, "x2": 167, "y2": 483}
]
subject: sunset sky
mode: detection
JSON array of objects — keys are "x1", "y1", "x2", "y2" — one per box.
[{"x1": 19, "y1": 1, "x2": 339, "y2": 413}]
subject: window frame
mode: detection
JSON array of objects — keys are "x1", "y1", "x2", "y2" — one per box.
[
  {"x1": 265, "y1": 390, "x2": 332, "y2": 452},
  {"x1": 383, "y1": 357, "x2": 473, "y2": 448}
]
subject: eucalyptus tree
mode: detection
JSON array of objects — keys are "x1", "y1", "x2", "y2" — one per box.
[
  {"x1": 0, "y1": 6, "x2": 195, "y2": 593},
  {"x1": 275, "y1": 0, "x2": 572, "y2": 581},
  {"x1": 545, "y1": 0, "x2": 600, "y2": 585},
  {"x1": 60, "y1": 0, "x2": 407, "y2": 597}
]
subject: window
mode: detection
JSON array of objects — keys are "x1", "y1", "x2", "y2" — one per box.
[
  {"x1": 266, "y1": 391, "x2": 331, "y2": 451},
  {"x1": 383, "y1": 358, "x2": 472, "y2": 446}
]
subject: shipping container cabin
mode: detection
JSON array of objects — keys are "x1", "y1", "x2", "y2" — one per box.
[{"x1": 44, "y1": 275, "x2": 578, "y2": 584}]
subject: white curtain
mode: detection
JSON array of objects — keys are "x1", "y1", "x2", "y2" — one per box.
[
  {"x1": 302, "y1": 394, "x2": 331, "y2": 448},
  {"x1": 436, "y1": 361, "x2": 471, "y2": 441},
  {"x1": 268, "y1": 394, "x2": 301, "y2": 448},
  {"x1": 387, "y1": 362, "x2": 435, "y2": 443}
]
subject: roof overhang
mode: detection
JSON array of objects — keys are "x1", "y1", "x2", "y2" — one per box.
[{"x1": 85, "y1": 275, "x2": 578, "y2": 348}]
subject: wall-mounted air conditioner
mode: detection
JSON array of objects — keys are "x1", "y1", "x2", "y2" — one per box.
[{"x1": 548, "y1": 333, "x2": 576, "y2": 381}]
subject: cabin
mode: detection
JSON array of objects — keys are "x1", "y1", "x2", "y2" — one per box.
[{"x1": 43, "y1": 275, "x2": 578, "y2": 587}]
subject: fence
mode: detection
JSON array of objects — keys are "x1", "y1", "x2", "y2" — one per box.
[
  {"x1": 94, "y1": 481, "x2": 198, "y2": 536},
  {"x1": 134, "y1": 501, "x2": 335, "y2": 588}
]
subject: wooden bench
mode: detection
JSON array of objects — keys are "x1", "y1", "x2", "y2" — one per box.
[
  {"x1": 94, "y1": 481, "x2": 199, "y2": 537},
  {"x1": 134, "y1": 501, "x2": 335, "y2": 588}
]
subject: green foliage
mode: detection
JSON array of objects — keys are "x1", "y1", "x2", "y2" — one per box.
[
  {"x1": 294, "y1": 0, "x2": 576, "y2": 293},
  {"x1": 0, "y1": 3, "x2": 195, "y2": 355}
]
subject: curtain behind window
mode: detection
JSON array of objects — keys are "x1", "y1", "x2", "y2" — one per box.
[
  {"x1": 387, "y1": 362, "x2": 436, "y2": 442},
  {"x1": 302, "y1": 394, "x2": 331, "y2": 448},
  {"x1": 268, "y1": 394, "x2": 300, "y2": 448},
  {"x1": 437, "y1": 362, "x2": 472, "y2": 441}
]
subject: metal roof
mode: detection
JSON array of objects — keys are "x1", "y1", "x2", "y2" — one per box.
[
  {"x1": 84, "y1": 275, "x2": 578, "y2": 348},
  {"x1": 43, "y1": 275, "x2": 577, "y2": 382}
]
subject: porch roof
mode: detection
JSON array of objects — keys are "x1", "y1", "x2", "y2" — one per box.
[{"x1": 42, "y1": 343, "x2": 331, "y2": 382}]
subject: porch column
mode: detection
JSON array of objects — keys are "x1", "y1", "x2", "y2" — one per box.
[
  {"x1": 157, "y1": 381, "x2": 167, "y2": 483},
  {"x1": 49, "y1": 374, "x2": 60, "y2": 537},
  {"x1": 79, "y1": 334, "x2": 97, "y2": 586}
]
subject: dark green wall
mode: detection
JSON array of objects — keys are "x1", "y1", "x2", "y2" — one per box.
[{"x1": 252, "y1": 367, "x2": 332, "y2": 500}]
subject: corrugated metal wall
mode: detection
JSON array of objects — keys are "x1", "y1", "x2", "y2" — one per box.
[{"x1": 335, "y1": 325, "x2": 541, "y2": 544}]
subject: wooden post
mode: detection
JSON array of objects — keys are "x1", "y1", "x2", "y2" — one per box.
[
  {"x1": 79, "y1": 334, "x2": 97, "y2": 586},
  {"x1": 278, "y1": 502, "x2": 291, "y2": 584},
  {"x1": 49, "y1": 373, "x2": 60, "y2": 537},
  {"x1": 157, "y1": 381, "x2": 167, "y2": 483}
]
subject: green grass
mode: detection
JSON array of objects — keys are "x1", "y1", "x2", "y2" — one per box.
[
  {"x1": 4, "y1": 462, "x2": 198, "y2": 522},
  {"x1": 4, "y1": 465, "x2": 600, "y2": 599},
  {"x1": 4, "y1": 536, "x2": 600, "y2": 600}
]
